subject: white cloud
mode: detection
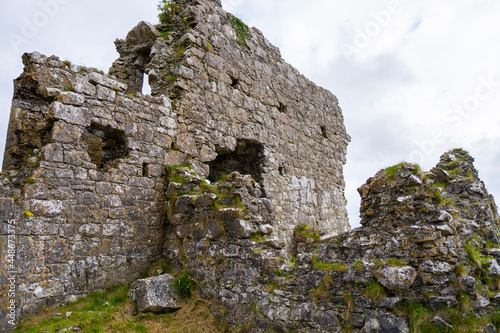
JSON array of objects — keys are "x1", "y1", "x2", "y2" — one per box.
[{"x1": 1, "y1": 0, "x2": 500, "y2": 229}]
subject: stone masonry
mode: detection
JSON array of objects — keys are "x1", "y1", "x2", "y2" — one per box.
[
  {"x1": 2, "y1": 1, "x2": 500, "y2": 331},
  {"x1": 0, "y1": 0, "x2": 350, "y2": 330}
]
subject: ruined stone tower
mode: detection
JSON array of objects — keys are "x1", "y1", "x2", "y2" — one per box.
[{"x1": 0, "y1": 0, "x2": 349, "y2": 329}]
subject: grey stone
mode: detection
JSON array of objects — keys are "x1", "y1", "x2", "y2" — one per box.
[
  {"x1": 376, "y1": 297, "x2": 401, "y2": 310},
  {"x1": 430, "y1": 316, "x2": 453, "y2": 328},
  {"x1": 228, "y1": 219, "x2": 255, "y2": 239},
  {"x1": 420, "y1": 260, "x2": 453, "y2": 275},
  {"x1": 489, "y1": 259, "x2": 500, "y2": 275},
  {"x1": 86, "y1": 72, "x2": 127, "y2": 92},
  {"x1": 125, "y1": 21, "x2": 160, "y2": 45},
  {"x1": 129, "y1": 274, "x2": 180, "y2": 313},
  {"x1": 58, "y1": 92, "x2": 85, "y2": 106},
  {"x1": 459, "y1": 276, "x2": 476, "y2": 292},
  {"x1": 259, "y1": 224, "x2": 273, "y2": 234},
  {"x1": 50, "y1": 102, "x2": 90, "y2": 127},
  {"x1": 482, "y1": 323, "x2": 498, "y2": 333},
  {"x1": 58, "y1": 324, "x2": 82, "y2": 332},
  {"x1": 363, "y1": 311, "x2": 409, "y2": 333},
  {"x1": 374, "y1": 266, "x2": 417, "y2": 291},
  {"x1": 476, "y1": 295, "x2": 491, "y2": 308},
  {"x1": 428, "y1": 296, "x2": 458, "y2": 310}
]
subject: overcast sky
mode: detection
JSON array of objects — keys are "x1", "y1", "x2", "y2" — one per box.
[{"x1": 2, "y1": 0, "x2": 500, "y2": 228}]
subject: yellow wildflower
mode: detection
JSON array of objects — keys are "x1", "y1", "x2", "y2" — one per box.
[{"x1": 24, "y1": 211, "x2": 33, "y2": 217}]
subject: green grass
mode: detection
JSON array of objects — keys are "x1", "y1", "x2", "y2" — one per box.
[
  {"x1": 372, "y1": 259, "x2": 383, "y2": 269},
  {"x1": 266, "y1": 280, "x2": 279, "y2": 293},
  {"x1": 464, "y1": 241, "x2": 483, "y2": 269},
  {"x1": 411, "y1": 164, "x2": 422, "y2": 175},
  {"x1": 354, "y1": 260, "x2": 363, "y2": 273},
  {"x1": 455, "y1": 263, "x2": 469, "y2": 277},
  {"x1": 491, "y1": 310, "x2": 500, "y2": 330},
  {"x1": 15, "y1": 285, "x2": 130, "y2": 332},
  {"x1": 364, "y1": 281, "x2": 387, "y2": 301},
  {"x1": 160, "y1": 30, "x2": 171, "y2": 38},
  {"x1": 313, "y1": 274, "x2": 334, "y2": 300},
  {"x1": 15, "y1": 283, "x2": 223, "y2": 333},
  {"x1": 176, "y1": 44, "x2": 187, "y2": 57},
  {"x1": 384, "y1": 163, "x2": 406, "y2": 178},
  {"x1": 157, "y1": 0, "x2": 179, "y2": 23},
  {"x1": 227, "y1": 13, "x2": 250, "y2": 47},
  {"x1": 296, "y1": 224, "x2": 320, "y2": 240},
  {"x1": 395, "y1": 299, "x2": 495, "y2": 333},
  {"x1": 25, "y1": 177, "x2": 36, "y2": 184},
  {"x1": 174, "y1": 271, "x2": 196, "y2": 298},
  {"x1": 386, "y1": 258, "x2": 406, "y2": 267},
  {"x1": 311, "y1": 256, "x2": 347, "y2": 272},
  {"x1": 166, "y1": 74, "x2": 176, "y2": 83}
]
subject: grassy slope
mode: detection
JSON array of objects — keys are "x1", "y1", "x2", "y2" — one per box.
[{"x1": 15, "y1": 285, "x2": 223, "y2": 333}]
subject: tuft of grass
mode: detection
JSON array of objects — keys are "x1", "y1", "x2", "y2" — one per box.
[
  {"x1": 227, "y1": 13, "x2": 250, "y2": 47},
  {"x1": 296, "y1": 223, "x2": 320, "y2": 240},
  {"x1": 455, "y1": 263, "x2": 469, "y2": 277},
  {"x1": 397, "y1": 301, "x2": 432, "y2": 333},
  {"x1": 386, "y1": 258, "x2": 406, "y2": 267},
  {"x1": 160, "y1": 30, "x2": 171, "y2": 39},
  {"x1": 313, "y1": 275, "x2": 334, "y2": 301},
  {"x1": 458, "y1": 291, "x2": 473, "y2": 314},
  {"x1": 384, "y1": 163, "x2": 406, "y2": 178},
  {"x1": 372, "y1": 259, "x2": 383, "y2": 269},
  {"x1": 174, "y1": 271, "x2": 196, "y2": 298},
  {"x1": 311, "y1": 256, "x2": 347, "y2": 272},
  {"x1": 364, "y1": 281, "x2": 387, "y2": 301},
  {"x1": 485, "y1": 240, "x2": 500, "y2": 249},
  {"x1": 25, "y1": 177, "x2": 36, "y2": 184},
  {"x1": 63, "y1": 60, "x2": 71, "y2": 67},
  {"x1": 464, "y1": 241, "x2": 483, "y2": 269},
  {"x1": 491, "y1": 310, "x2": 500, "y2": 330},
  {"x1": 166, "y1": 74, "x2": 176, "y2": 83},
  {"x1": 266, "y1": 280, "x2": 279, "y2": 293},
  {"x1": 411, "y1": 164, "x2": 422, "y2": 175},
  {"x1": 354, "y1": 260, "x2": 363, "y2": 273},
  {"x1": 250, "y1": 231, "x2": 266, "y2": 243},
  {"x1": 176, "y1": 44, "x2": 187, "y2": 57}
]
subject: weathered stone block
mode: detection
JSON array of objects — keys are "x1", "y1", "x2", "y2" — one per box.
[
  {"x1": 50, "y1": 102, "x2": 90, "y2": 127},
  {"x1": 128, "y1": 274, "x2": 180, "y2": 313},
  {"x1": 86, "y1": 72, "x2": 127, "y2": 92},
  {"x1": 374, "y1": 266, "x2": 417, "y2": 291},
  {"x1": 227, "y1": 219, "x2": 255, "y2": 239},
  {"x1": 58, "y1": 92, "x2": 85, "y2": 106},
  {"x1": 96, "y1": 85, "x2": 116, "y2": 101},
  {"x1": 125, "y1": 21, "x2": 160, "y2": 45},
  {"x1": 52, "y1": 122, "x2": 83, "y2": 143}
]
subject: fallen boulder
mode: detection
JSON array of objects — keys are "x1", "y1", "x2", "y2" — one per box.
[{"x1": 129, "y1": 274, "x2": 180, "y2": 313}]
